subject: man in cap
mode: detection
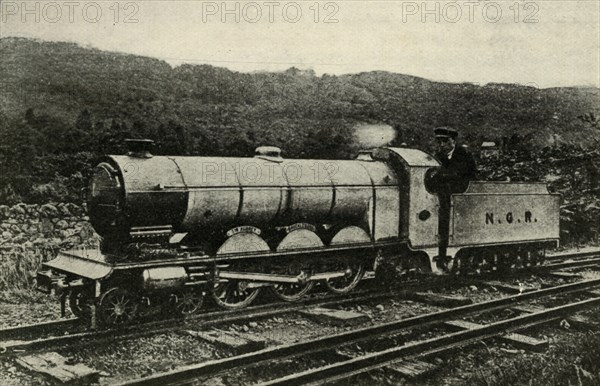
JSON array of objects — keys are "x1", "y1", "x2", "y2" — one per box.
[
  {"x1": 430, "y1": 127, "x2": 477, "y2": 271},
  {"x1": 433, "y1": 127, "x2": 477, "y2": 193}
]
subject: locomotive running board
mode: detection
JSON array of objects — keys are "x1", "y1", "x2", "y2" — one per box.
[
  {"x1": 42, "y1": 250, "x2": 113, "y2": 280},
  {"x1": 217, "y1": 270, "x2": 348, "y2": 284}
]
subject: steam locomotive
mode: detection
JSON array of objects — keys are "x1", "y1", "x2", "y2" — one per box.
[{"x1": 37, "y1": 140, "x2": 560, "y2": 326}]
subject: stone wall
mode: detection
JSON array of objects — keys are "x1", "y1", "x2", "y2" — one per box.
[
  {"x1": 0, "y1": 203, "x2": 100, "y2": 291},
  {"x1": 0, "y1": 203, "x2": 99, "y2": 250}
]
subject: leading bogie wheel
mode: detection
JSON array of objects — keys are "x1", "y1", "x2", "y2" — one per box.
[
  {"x1": 69, "y1": 287, "x2": 92, "y2": 318},
  {"x1": 211, "y1": 281, "x2": 261, "y2": 310},
  {"x1": 325, "y1": 263, "x2": 365, "y2": 294},
  {"x1": 97, "y1": 287, "x2": 139, "y2": 326}
]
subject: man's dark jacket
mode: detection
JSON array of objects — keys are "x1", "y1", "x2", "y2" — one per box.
[{"x1": 433, "y1": 146, "x2": 477, "y2": 194}]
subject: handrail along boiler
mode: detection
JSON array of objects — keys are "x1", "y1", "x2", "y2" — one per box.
[{"x1": 37, "y1": 140, "x2": 560, "y2": 326}]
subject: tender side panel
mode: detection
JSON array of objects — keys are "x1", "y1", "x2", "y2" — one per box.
[
  {"x1": 450, "y1": 192, "x2": 560, "y2": 246},
  {"x1": 465, "y1": 181, "x2": 549, "y2": 194}
]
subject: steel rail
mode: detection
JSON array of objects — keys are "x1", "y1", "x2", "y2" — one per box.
[
  {"x1": 0, "y1": 271, "x2": 457, "y2": 352},
  {"x1": 543, "y1": 256, "x2": 600, "y2": 270},
  {"x1": 546, "y1": 249, "x2": 600, "y2": 261},
  {"x1": 117, "y1": 278, "x2": 600, "y2": 386},
  {"x1": 2, "y1": 251, "x2": 597, "y2": 351},
  {"x1": 262, "y1": 296, "x2": 600, "y2": 385},
  {"x1": 0, "y1": 318, "x2": 79, "y2": 341},
  {"x1": 0, "y1": 285, "x2": 408, "y2": 357}
]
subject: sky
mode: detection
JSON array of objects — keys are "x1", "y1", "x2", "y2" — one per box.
[{"x1": 1, "y1": 0, "x2": 599, "y2": 88}]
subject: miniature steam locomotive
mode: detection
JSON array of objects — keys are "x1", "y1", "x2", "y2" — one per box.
[{"x1": 37, "y1": 140, "x2": 560, "y2": 326}]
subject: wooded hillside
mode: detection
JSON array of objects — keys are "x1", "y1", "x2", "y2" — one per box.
[{"x1": 1, "y1": 37, "x2": 599, "y2": 204}]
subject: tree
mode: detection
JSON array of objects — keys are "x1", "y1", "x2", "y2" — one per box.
[
  {"x1": 25, "y1": 108, "x2": 35, "y2": 124},
  {"x1": 75, "y1": 108, "x2": 93, "y2": 132}
]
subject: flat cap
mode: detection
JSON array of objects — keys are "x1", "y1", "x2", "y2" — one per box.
[{"x1": 434, "y1": 127, "x2": 458, "y2": 139}]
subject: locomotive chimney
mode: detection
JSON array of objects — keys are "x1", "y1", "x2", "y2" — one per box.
[
  {"x1": 125, "y1": 139, "x2": 154, "y2": 158},
  {"x1": 254, "y1": 146, "x2": 283, "y2": 162}
]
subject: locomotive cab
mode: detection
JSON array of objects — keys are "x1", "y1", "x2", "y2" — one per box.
[{"x1": 372, "y1": 147, "x2": 441, "y2": 250}]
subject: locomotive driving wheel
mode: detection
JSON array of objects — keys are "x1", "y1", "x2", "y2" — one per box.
[
  {"x1": 325, "y1": 262, "x2": 365, "y2": 294},
  {"x1": 270, "y1": 263, "x2": 314, "y2": 302},
  {"x1": 173, "y1": 287, "x2": 205, "y2": 316},
  {"x1": 211, "y1": 281, "x2": 261, "y2": 310},
  {"x1": 97, "y1": 287, "x2": 139, "y2": 326},
  {"x1": 69, "y1": 287, "x2": 93, "y2": 318}
]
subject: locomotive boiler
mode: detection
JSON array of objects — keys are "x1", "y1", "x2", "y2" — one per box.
[
  {"x1": 37, "y1": 140, "x2": 560, "y2": 326},
  {"x1": 89, "y1": 141, "x2": 401, "y2": 251}
]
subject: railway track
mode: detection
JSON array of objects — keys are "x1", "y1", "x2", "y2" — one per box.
[
  {"x1": 546, "y1": 248, "x2": 600, "y2": 261},
  {"x1": 117, "y1": 277, "x2": 600, "y2": 386},
  {"x1": 544, "y1": 258, "x2": 600, "y2": 271},
  {"x1": 1, "y1": 251, "x2": 598, "y2": 358},
  {"x1": 263, "y1": 294, "x2": 600, "y2": 386},
  {"x1": 0, "y1": 283, "x2": 417, "y2": 357}
]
